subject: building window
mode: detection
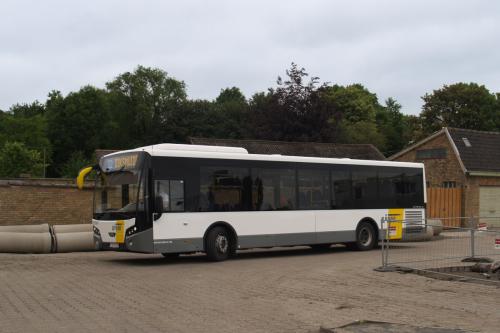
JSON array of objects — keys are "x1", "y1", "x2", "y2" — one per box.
[
  {"x1": 442, "y1": 181, "x2": 456, "y2": 188},
  {"x1": 462, "y1": 137, "x2": 471, "y2": 147},
  {"x1": 416, "y1": 148, "x2": 447, "y2": 159}
]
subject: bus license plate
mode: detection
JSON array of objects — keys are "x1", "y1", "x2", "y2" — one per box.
[{"x1": 109, "y1": 243, "x2": 119, "y2": 249}]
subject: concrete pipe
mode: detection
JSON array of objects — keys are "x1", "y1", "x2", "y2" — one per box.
[
  {"x1": 52, "y1": 224, "x2": 92, "y2": 234},
  {"x1": 401, "y1": 226, "x2": 434, "y2": 242},
  {"x1": 427, "y1": 219, "x2": 443, "y2": 236},
  {"x1": 55, "y1": 232, "x2": 95, "y2": 253},
  {"x1": 0, "y1": 232, "x2": 52, "y2": 253},
  {"x1": 0, "y1": 224, "x2": 50, "y2": 233}
]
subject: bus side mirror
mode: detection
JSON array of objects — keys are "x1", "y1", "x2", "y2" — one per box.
[{"x1": 155, "y1": 196, "x2": 164, "y2": 213}]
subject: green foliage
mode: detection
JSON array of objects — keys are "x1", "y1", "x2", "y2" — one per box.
[
  {"x1": 208, "y1": 87, "x2": 249, "y2": 139},
  {"x1": 9, "y1": 101, "x2": 45, "y2": 118},
  {"x1": 46, "y1": 86, "x2": 109, "y2": 176},
  {"x1": 248, "y1": 63, "x2": 338, "y2": 142},
  {"x1": 421, "y1": 83, "x2": 499, "y2": 134},
  {"x1": 106, "y1": 65, "x2": 187, "y2": 147},
  {"x1": 0, "y1": 112, "x2": 50, "y2": 151},
  {"x1": 325, "y1": 84, "x2": 380, "y2": 123},
  {"x1": 0, "y1": 142, "x2": 44, "y2": 178},
  {"x1": 337, "y1": 120, "x2": 386, "y2": 149},
  {"x1": 3, "y1": 63, "x2": 500, "y2": 179},
  {"x1": 215, "y1": 87, "x2": 246, "y2": 105},
  {"x1": 59, "y1": 151, "x2": 92, "y2": 178}
]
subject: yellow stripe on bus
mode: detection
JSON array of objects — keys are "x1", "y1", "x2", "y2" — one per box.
[
  {"x1": 387, "y1": 208, "x2": 403, "y2": 240},
  {"x1": 115, "y1": 220, "x2": 125, "y2": 244}
]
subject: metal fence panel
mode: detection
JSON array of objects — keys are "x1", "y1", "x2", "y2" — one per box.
[{"x1": 378, "y1": 216, "x2": 500, "y2": 283}]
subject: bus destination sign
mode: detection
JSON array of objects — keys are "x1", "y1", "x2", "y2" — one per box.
[{"x1": 101, "y1": 153, "x2": 139, "y2": 172}]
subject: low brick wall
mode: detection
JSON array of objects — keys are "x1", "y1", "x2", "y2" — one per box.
[{"x1": 0, "y1": 178, "x2": 93, "y2": 226}]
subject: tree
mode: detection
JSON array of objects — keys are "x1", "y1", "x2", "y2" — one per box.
[
  {"x1": 337, "y1": 120, "x2": 386, "y2": 148},
  {"x1": 325, "y1": 84, "x2": 380, "y2": 123},
  {"x1": 0, "y1": 105, "x2": 51, "y2": 173},
  {"x1": 164, "y1": 99, "x2": 214, "y2": 142},
  {"x1": 206, "y1": 87, "x2": 249, "y2": 139},
  {"x1": 248, "y1": 63, "x2": 338, "y2": 142},
  {"x1": 215, "y1": 87, "x2": 246, "y2": 105},
  {"x1": 0, "y1": 142, "x2": 44, "y2": 178},
  {"x1": 45, "y1": 87, "x2": 110, "y2": 176},
  {"x1": 106, "y1": 66, "x2": 187, "y2": 147},
  {"x1": 324, "y1": 84, "x2": 386, "y2": 150},
  {"x1": 375, "y1": 98, "x2": 405, "y2": 155},
  {"x1": 59, "y1": 151, "x2": 92, "y2": 178},
  {"x1": 0, "y1": 111, "x2": 50, "y2": 151},
  {"x1": 420, "y1": 83, "x2": 499, "y2": 133},
  {"x1": 9, "y1": 101, "x2": 45, "y2": 118}
]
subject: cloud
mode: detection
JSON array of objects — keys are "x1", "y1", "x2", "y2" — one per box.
[{"x1": 1, "y1": 0, "x2": 499, "y2": 114}]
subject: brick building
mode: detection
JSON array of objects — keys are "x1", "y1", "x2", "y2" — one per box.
[{"x1": 390, "y1": 127, "x2": 500, "y2": 220}]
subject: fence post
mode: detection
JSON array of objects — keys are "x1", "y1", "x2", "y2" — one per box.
[
  {"x1": 382, "y1": 216, "x2": 388, "y2": 269},
  {"x1": 469, "y1": 216, "x2": 475, "y2": 259}
]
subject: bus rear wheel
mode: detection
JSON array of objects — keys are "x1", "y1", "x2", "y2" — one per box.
[
  {"x1": 205, "y1": 226, "x2": 231, "y2": 261},
  {"x1": 349, "y1": 221, "x2": 376, "y2": 251}
]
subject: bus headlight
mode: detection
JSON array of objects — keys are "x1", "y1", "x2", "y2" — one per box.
[
  {"x1": 126, "y1": 226, "x2": 137, "y2": 237},
  {"x1": 93, "y1": 226, "x2": 101, "y2": 236}
]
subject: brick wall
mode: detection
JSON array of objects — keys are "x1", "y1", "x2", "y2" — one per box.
[
  {"x1": 393, "y1": 132, "x2": 467, "y2": 188},
  {"x1": 463, "y1": 176, "x2": 500, "y2": 218},
  {"x1": 393, "y1": 132, "x2": 500, "y2": 218},
  {"x1": 0, "y1": 178, "x2": 93, "y2": 226}
]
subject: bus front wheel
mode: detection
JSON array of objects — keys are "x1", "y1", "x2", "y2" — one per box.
[
  {"x1": 349, "y1": 221, "x2": 376, "y2": 251},
  {"x1": 205, "y1": 226, "x2": 231, "y2": 261}
]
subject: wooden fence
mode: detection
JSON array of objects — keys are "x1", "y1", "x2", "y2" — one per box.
[{"x1": 426, "y1": 187, "x2": 462, "y2": 227}]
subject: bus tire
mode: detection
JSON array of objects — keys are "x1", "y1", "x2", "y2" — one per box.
[
  {"x1": 205, "y1": 226, "x2": 231, "y2": 261},
  {"x1": 351, "y1": 221, "x2": 376, "y2": 251}
]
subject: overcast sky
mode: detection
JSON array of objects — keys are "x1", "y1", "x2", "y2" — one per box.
[{"x1": 1, "y1": 0, "x2": 499, "y2": 114}]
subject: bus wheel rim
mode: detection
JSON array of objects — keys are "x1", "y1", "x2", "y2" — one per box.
[
  {"x1": 359, "y1": 228, "x2": 371, "y2": 246},
  {"x1": 215, "y1": 234, "x2": 228, "y2": 254}
]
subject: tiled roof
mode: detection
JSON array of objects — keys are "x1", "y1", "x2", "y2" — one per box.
[
  {"x1": 447, "y1": 128, "x2": 500, "y2": 172},
  {"x1": 189, "y1": 138, "x2": 386, "y2": 160}
]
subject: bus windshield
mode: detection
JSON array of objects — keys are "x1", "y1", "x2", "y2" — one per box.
[
  {"x1": 94, "y1": 171, "x2": 144, "y2": 219},
  {"x1": 93, "y1": 152, "x2": 145, "y2": 220}
]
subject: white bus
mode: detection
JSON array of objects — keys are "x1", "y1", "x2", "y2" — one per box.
[{"x1": 78, "y1": 143, "x2": 426, "y2": 261}]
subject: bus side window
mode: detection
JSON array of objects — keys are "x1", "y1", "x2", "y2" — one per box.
[
  {"x1": 298, "y1": 169, "x2": 330, "y2": 210},
  {"x1": 155, "y1": 180, "x2": 185, "y2": 212}
]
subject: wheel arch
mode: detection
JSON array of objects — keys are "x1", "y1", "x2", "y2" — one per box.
[{"x1": 203, "y1": 221, "x2": 238, "y2": 252}]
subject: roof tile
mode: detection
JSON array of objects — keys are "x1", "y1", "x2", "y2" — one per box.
[{"x1": 189, "y1": 138, "x2": 385, "y2": 160}]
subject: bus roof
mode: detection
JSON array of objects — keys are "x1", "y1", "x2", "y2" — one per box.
[{"x1": 104, "y1": 143, "x2": 424, "y2": 169}]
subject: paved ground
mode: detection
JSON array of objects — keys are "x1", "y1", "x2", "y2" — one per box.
[{"x1": 0, "y1": 246, "x2": 498, "y2": 333}]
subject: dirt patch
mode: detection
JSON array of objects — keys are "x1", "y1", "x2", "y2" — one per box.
[{"x1": 399, "y1": 266, "x2": 500, "y2": 286}]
